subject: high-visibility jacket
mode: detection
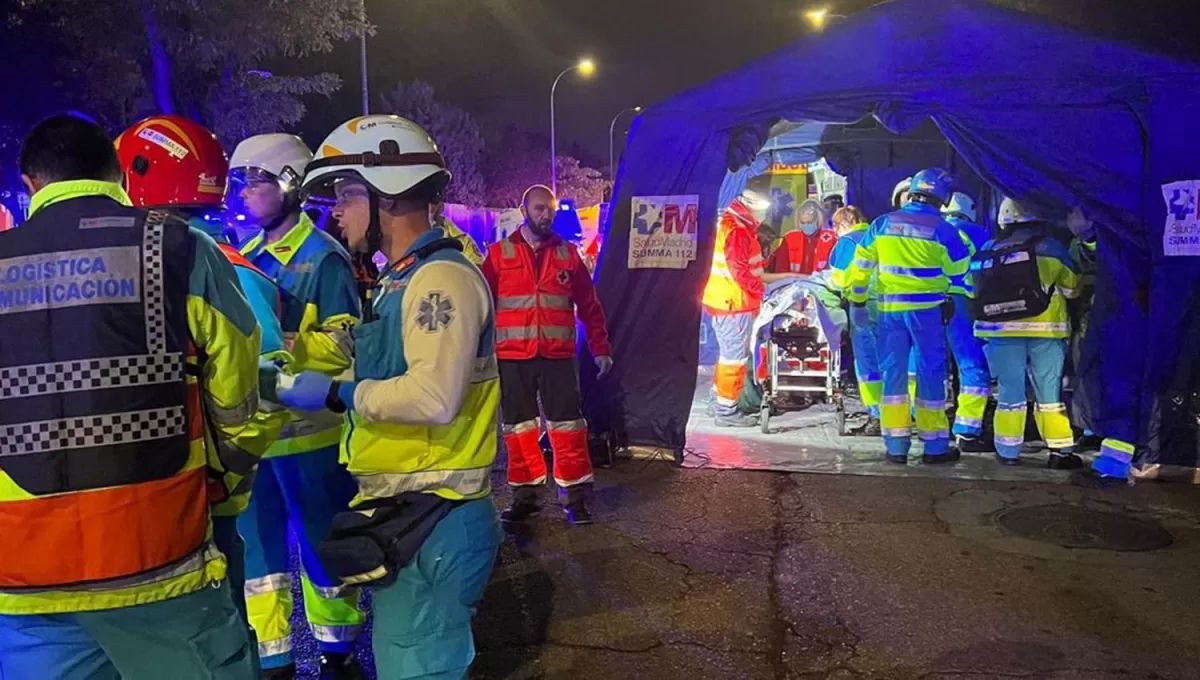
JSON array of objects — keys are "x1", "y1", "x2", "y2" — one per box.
[
  {"x1": 242, "y1": 215, "x2": 360, "y2": 457},
  {"x1": 846, "y1": 203, "x2": 972, "y2": 312},
  {"x1": 973, "y1": 227, "x2": 1081, "y2": 339},
  {"x1": 945, "y1": 215, "x2": 990, "y2": 297},
  {"x1": 768, "y1": 228, "x2": 838, "y2": 275},
  {"x1": 342, "y1": 228, "x2": 498, "y2": 503},
  {"x1": 702, "y1": 201, "x2": 765, "y2": 314},
  {"x1": 481, "y1": 229, "x2": 611, "y2": 361},
  {"x1": 828, "y1": 223, "x2": 871, "y2": 294},
  {"x1": 0, "y1": 180, "x2": 260, "y2": 614},
  {"x1": 191, "y1": 217, "x2": 292, "y2": 516},
  {"x1": 441, "y1": 216, "x2": 484, "y2": 265}
]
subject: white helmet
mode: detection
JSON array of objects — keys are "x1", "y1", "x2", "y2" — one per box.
[
  {"x1": 301, "y1": 115, "x2": 450, "y2": 199},
  {"x1": 942, "y1": 192, "x2": 977, "y2": 222},
  {"x1": 997, "y1": 197, "x2": 1046, "y2": 227},
  {"x1": 891, "y1": 177, "x2": 913, "y2": 208},
  {"x1": 229, "y1": 134, "x2": 312, "y2": 193}
]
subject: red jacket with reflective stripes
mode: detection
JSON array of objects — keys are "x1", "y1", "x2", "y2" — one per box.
[
  {"x1": 768, "y1": 229, "x2": 838, "y2": 276},
  {"x1": 482, "y1": 229, "x2": 611, "y2": 361}
]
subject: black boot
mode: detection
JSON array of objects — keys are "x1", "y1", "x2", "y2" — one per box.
[
  {"x1": 859, "y1": 416, "x2": 882, "y2": 437},
  {"x1": 264, "y1": 665, "x2": 297, "y2": 680},
  {"x1": 562, "y1": 485, "x2": 594, "y2": 525},
  {"x1": 1047, "y1": 450, "x2": 1084, "y2": 470},
  {"x1": 500, "y1": 486, "x2": 542, "y2": 524},
  {"x1": 955, "y1": 435, "x2": 992, "y2": 454},
  {"x1": 922, "y1": 449, "x2": 962, "y2": 465},
  {"x1": 320, "y1": 653, "x2": 366, "y2": 680},
  {"x1": 885, "y1": 453, "x2": 908, "y2": 465},
  {"x1": 994, "y1": 453, "x2": 1020, "y2": 466},
  {"x1": 714, "y1": 412, "x2": 760, "y2": 428}
]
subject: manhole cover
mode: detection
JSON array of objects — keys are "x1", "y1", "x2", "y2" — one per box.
[{"x1": 992, "y1": 504, "x2": 1174, "y2": 551}]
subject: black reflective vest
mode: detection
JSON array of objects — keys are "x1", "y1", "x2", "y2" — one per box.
[{"x1": 0, "y1": 196, "x2": 202, "y2": 589}]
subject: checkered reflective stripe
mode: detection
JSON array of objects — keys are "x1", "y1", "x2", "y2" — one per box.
[
  {"x1": 0, "y1": 353, "x2": 184, "y2": 401},
  {"x1": 143, "y1": 211, "x2": 167, "y2": 354},
  {"x1": 0, "y1": 407, "x2": 187, "y2": 457}
]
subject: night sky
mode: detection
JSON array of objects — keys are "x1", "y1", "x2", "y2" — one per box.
[{"x1": 285, "y1": 0, "x2": 1200, "y2": 164}]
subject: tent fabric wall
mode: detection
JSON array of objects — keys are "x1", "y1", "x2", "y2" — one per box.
[{"x1": 587, "y1": 0, "x2": 1200, "y2": 468}]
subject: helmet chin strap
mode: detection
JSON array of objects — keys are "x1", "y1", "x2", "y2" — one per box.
[{"x1": 367, "y1": 191, "x2": 383, "y2": 256}]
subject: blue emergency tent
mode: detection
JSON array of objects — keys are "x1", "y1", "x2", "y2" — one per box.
[{"x1": 586, "y1": 0, "x2": 1200, "y2": 475}]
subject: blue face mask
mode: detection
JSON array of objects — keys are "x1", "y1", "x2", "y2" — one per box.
[{"x1": 799, "y1": 222, "x2": 819, "y2": 236}]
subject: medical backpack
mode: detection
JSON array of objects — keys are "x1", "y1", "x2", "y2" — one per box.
[{"x1": 970, "y1": 235, "x2": 1051, "y2": 322}]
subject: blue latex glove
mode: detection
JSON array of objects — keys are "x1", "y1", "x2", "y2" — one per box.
[{"x1": 278, "y1": 371, "x2": 335, "y2": 412}]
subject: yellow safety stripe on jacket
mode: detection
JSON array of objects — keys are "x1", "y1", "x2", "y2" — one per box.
[
  {"x1": 345, "y1": 364, "x2": 500, "y2": 504},
  {"x1": 0, "y1": 438, "x2": 226, "y2": 614},
  {"x1": 27, "y1": 180, "x2": 132, "y2": 216}
]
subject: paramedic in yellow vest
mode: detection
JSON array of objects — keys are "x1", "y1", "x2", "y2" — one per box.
[
  {"x1": 0, "y1": 115, "x2": 261, "y2": 678},
  {"x1": 431, "y1": 200, "x2": 484, "y2": 265},
  {"x1": 279, "y1": 114, "x2": 503, "y2": 679},
  {"x1": 703, "y1": 197, "x2": 767, "y2": 427},
  {"x1": 232, "y1": 133, "x2": 367, "y2": 678},
  {"x1": 846, "y1": 169, "x2": 972, "y2": 464},
  {"x1": 974, "y1": 198, "x2": 1082, "y2": 468}
]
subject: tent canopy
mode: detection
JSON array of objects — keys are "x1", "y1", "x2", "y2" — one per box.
[
  {"x1": 588, "y1": 0, "x2": 1200, "y2": 469},
  {"x1": 718, "y1": 119, "x2": 991, "y2": 226}
]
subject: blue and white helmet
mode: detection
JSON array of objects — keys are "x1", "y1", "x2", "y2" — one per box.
[
  {"x1": 908, "y1": 168, "x2": 954, "y2": 207},
  {"x1": 942, "y1": 192, "x2": 977, "y2": 222}
]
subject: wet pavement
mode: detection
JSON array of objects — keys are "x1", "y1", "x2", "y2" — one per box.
[{"x1": 470, "y1": 465, "x2": 1200, "y2": 680}]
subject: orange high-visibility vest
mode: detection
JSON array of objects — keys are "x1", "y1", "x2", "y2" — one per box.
[{"x1": 702, "y1": 214, "x2": 764, "y2": 313}]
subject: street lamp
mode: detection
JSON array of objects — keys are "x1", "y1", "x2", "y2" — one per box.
[
  {"x1": 359, "y1": 1, "x2": 370, "y2": 115},
  {"x1": 550, "y1": 58, "x2": 596, "y2": 195},
  {"x1": 608, "y1": 106, "x2": 642, "y2": 183},
  {"x1": 805, "y1": 7, "x2": 847, "y2": 30}
]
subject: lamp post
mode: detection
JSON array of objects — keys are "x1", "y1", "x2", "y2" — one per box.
[
  {"x1": 359, "y1": 1, "x2": 370, "y2": 115},
  {"x1": 608, "y1": 105, "x2": 642, "y2": 183},
  {"x1": 805, "y1": 7, "x2": 847, "y2": 30},
  {"x1": 550, "y1": 58, "x2": 595, "y2": 195}
]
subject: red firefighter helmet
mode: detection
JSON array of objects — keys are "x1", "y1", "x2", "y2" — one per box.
[{"x1": 114, "y1": 115, "x2": 228, "y2": 209}]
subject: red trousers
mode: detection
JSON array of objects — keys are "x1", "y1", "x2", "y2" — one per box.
[{"x1": 499, "y1": 358, "x2": 594, "y2": 487}]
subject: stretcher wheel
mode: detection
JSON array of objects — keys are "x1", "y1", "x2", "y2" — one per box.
[{"x1": 761, "y1": 404, "x2": 772, "y2": 434}]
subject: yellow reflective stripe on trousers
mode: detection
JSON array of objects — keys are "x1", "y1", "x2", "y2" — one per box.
[
  {"x1": 245, "y1": 573, "x2": 290, "y2": 597},
  {"x1": 247, "y1": 574, "x2": 294, "y2": 659},
  {"x1": 993, "y1": 402, "x2": 1026, "y2": 447},
  {"x1": 300, "y1": 573, "x2": 366, "y2": 633},
  {"x1": 1033, "y1": 402, "x2": 1074, "y2": 449},
  {"x1": 1100, "y1": 438, "x2": 1135, "y2": 463},
  {"x1": 880, "y1": 394, "x2": 911, "y2": 434}
]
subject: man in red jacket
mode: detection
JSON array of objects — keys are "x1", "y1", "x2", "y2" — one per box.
[{"x1": 481, "y1": 185, "x2": 613, "y2": 526}]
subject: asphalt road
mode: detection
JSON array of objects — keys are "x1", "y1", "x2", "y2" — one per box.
[{"x1": 288, "y1": 464, "x2": 1200, "y2": 679}]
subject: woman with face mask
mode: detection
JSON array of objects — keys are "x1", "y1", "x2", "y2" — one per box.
[{"x1": 762, "y1": 199, "x2": 838, "y2": 283}]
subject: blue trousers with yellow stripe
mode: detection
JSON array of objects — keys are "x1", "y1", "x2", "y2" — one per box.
[
  {"x1": 947, "y1": 295, "x2": 990, "y2": 436},
  {"x1": 237, "y1": 447, "x2": 365, "y2": 669},
  {"x1": 848, "y1": 304, "x2": 882, "y2": 418},
  {"x1": 878, "y1": 308, "x2": 951, "y2": 456}
]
